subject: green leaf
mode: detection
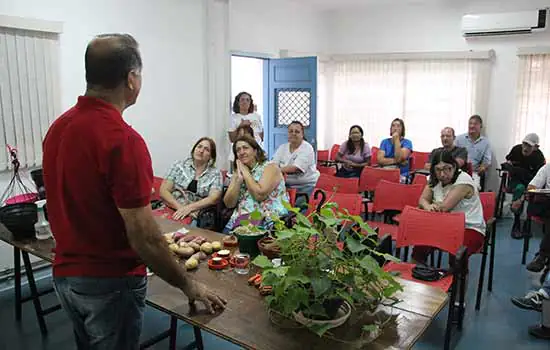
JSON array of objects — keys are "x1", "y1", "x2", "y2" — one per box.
[
  {"x1": 240, "y1": 219, "x2": 250, "y2": 227},
  {"x1": 269, "y1": 266, "x2": 289, "y2": 277},
  {"x1": 305, "y1": 303, "x2": 328, "y2": 318},
  {"x1": 252, "y1": 255, "x2": 273, "y2": 269},
  {"x1": 362, "y1": 324, "x2": 379, "y2": 333},
  {"x1": 275, "y1": 230, "x2": 294, "y2": 240},
  {"x1": 320, "y1": 207, "x2": 335, "y2": 218},
  {"x1": 345, "y1": 236, "x2": 368, "y2": 254},
  {"x1": 311, "y1": 276, "x2": 332, "y2": 298},
  {"x1": 250, "y1": 210, "x2": 262, "y2": 221},
  {"x1": 307, "y1": 322, "x2": 334, "y2": 337},
  {"x1": 359, "y1": 255, "x2": 380, "y2": 272},
  {"x1": 295, "y1": 212, "x2": 312, "y2": 228}
]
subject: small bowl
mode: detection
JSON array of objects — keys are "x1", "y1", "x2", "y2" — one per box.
[
  {"x1": 212, "y1": 257, "x2": 223, "y2": 265},
  {"x1": 217, "y1": 249, "x2": 231, "y2": 258}
]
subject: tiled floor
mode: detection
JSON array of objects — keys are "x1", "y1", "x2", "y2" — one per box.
[{"x1": 0, "y1": 218, "x2": 549, "y2": 349}]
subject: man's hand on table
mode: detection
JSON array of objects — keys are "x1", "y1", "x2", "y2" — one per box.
[{"x1": 182, "y1": 280, "x2": 227, "y2": 314}]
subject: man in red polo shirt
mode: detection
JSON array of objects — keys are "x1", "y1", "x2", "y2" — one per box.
[{"x1": 43, "y1": 34, "x2": 225, "y2": 349}]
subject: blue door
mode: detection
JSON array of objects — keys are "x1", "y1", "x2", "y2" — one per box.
[{"x1": 265, "y1": 57, "x2": 317, "y2": 157}]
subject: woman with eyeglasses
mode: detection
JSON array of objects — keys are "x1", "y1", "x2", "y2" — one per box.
[
  {"x1": 272, "y1": 121, "x2": 319, "y2": 198},
  {"x1": 414, "y1": 149, "x2": 486, "y2": 264}
]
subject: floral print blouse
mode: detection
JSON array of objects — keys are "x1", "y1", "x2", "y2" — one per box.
[
  {"x1": 164, "y1": 158, "x2": 222, "y2": 206},
  {"x1": 225, "y1": 162, "x2": 289, "y2": 231}
]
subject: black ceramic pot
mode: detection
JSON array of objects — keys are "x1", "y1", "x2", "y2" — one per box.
[{"x1": 0, "y1": 203, "x2": 38, "y2": 240}]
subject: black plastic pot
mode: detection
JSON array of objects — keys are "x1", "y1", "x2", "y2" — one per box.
[{"x1": 0, "y1": 203, "x2": 38, "y2": 240}]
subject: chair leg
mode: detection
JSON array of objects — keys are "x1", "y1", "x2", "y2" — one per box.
[
  {"x1": 522, "y1": 218, "x2": 532, "y2": 265},
  {"x1": 444, "y1": 279, "x2": 458, "y2": 350},
  {"x1": 475, "y1": 234, "x2": 490, "y2": 310},
  {"x1": 14, "y1": 247, "x2": 22, "y2": 322},
  {"x1": 488, "y1": 222, "x2": 496, "y2": 292},
  {"x1": 21, "y1": 251, "x2": 47, "y2": 335},
  {"x1": 458, "y1": 269, "x2": 467, "y2": 331}
]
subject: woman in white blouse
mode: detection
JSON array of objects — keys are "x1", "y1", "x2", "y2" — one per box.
[
  {"x1": 272, "y1": 121, "x2": 319, "y2": 198},
  {"x1": 415, "y1": 149, "x2": 486, "y2": 264}
]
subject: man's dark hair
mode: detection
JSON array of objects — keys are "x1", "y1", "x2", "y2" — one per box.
[
  {"x1": 85, "y1": 34, "x2": 142, "y2": 89},
  {"x1": 469, "y1": 114, "x2": 483, "y2": 126}
]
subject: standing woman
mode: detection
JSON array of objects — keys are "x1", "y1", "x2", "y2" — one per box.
[
  {"x1": 272, "y1": 121, "x2": 319, "y2": 197},
  {"x1": 377, "y1": 118, "x2": 413, "y2": 182},
  {"x1": 228, "y1": 92, "x2": 264, "y2": 147},
  {"x1": 335, "y1": 125, "x2": 371, "y2": 178}
]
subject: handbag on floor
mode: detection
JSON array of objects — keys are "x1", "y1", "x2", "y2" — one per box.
[{"x1": 412, "y1": 264, "x2": 450, "y2": 282}]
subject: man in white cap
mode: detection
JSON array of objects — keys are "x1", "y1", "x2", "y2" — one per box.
[{"x1": 502, "y1": 133, "x2": 545, "y2": 239}]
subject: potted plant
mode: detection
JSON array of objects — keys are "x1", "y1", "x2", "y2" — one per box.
[{"x1": 252, "y1": 199, "x2": 403, "y2": 338}]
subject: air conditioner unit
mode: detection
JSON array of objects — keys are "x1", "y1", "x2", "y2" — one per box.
[{"x1": 462, "y1": 9, "x2": 547, "y2": 37}]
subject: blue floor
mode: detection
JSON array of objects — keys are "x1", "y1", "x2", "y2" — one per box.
[{"x1": 0, "y1": 218, "x2": 548, "y2": 349}]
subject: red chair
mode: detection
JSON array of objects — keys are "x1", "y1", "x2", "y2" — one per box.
[
  {"x1": 371, "y1": 146, "x2": 379, "y2": 166},
  {"x1": 411, "y1": 151, "x2": 431, "y2": 172},
  {"x1": 317, "y1": 150, "x2": 329, "y2": 163},
  {"x1": 412, "y1": 173, "x2": 428, "y2": 186},
  {"x1": 384, "y1": 206, "x2": 468, "y2": 350},
  {"x1": 316, "y1": 173, "x2": 359, "y2": 194},
  {"x1": 329, "y1": 144, "x2": 340, "y2": 161},
  {"x1": 475, "y1": 192, "x2": 497, "y2": 310},
  {"x1": 365, "y1": 181, "x2": 424, "y2": 238},
  {"x1": 358, "y1": 166, "x2": 400, "y2": 194},
  {"x1": 306, "y1": 188, "x2": 363, "y2": 217},
  {"x1": 287, "y1": 188, "x2": 297, "y2": 207},
  {"x1": 151, "y1": 176, "x2": 164, "y2": 201},
  {"x1": 317, "y1": 165, "x2": 337, "y2": 176}
]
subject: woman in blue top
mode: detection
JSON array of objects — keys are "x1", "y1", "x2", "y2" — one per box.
[{"x1": 377, "y1": 118, "x2": 413, "y2": 182}]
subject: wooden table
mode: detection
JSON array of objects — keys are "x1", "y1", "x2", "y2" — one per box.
[{"x1": 0, "y1": 219, "x2": 448, "y2": 350}]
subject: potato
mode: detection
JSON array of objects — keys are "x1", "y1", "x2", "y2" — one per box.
[
  {"x1": 168, "y1": 243, "x2": 179, "y2": 252},
  {"x1": 200, "y1": 242, "x2": 213, "y2": 254},
  {"x1": 198, "y1": 251, "x2": 208, "y2": 260},
  {"x1": 178, "y1": 241, "x2": 189, "y2": 248},
  {"x1": 185, "y1": 258, "x2": 199, "y2": 270},
  {"x1": 188, "y1": 242, "x2": 201, "y2": 252},
  {"x1": 211, "y1": 241, "x2": 222, "y2": 251},
  {"x1": 176, "y1": 246, "x2": 195, "y2": 258},
  {"x1": 190, "y1": 252, "x2": 202, "y2": 261}
]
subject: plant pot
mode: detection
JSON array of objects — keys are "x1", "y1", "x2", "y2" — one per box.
[
  {"x1": 0, "y1": 203, "x2": 38, "y2": 240},
  {"x1": 234, "y1": 231, "x2": 266, "y2": 258},
  {"x1": 257, "y1": 236, "x2": 280, "y2": 259},
  {"x1": 293, "y1": 300, "x2": 351, "y2": 330}
]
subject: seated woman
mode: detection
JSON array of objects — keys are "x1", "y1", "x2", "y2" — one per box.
[
  {"x1": 415, "y1": 149, "x2": 486, "y2": 264},
  {"x1": 229, "y1": 124, "x2": 255, "y2": 170},
  {"x1": 377, "y1": 118, "x2": 413, "y2": 182},
  {"x1": 272, "y1": 121, "x2": 319, "y2": 197},
  {"x1": 335, "y1": 125, "x2": 371, "y2": 178},
  {"x1": 159, "y1": 137, "x2": 222, "y2": 226},
  {"x1": 223, "y1": 135, "x2": 289, "y2": 233}
]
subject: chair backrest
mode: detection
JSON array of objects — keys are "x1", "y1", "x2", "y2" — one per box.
[
  {"x1": 316, "y1": 173, "x2": 359, "y2": 194},
  {"x1": 358, "y1": 166, "x2": 400, "y2": 192},
  {"x1": 151, "y1": 176, "x2": 164, "y2": 201},
  {"x1": 479, "y1": 192, "x2": 496, "y2": 222},
  {"x1": 371, "y1": 146, "x2": 379, "y2": 166},
  {"x1": 329, "y1": 144, "x2": 340, "y2": 161},
  {"x1": 287, "y1": 188, "x2": 297, "y2": 207},
  {"x1": 307, "y1": 188, "x2": 363, "y2": 216},
  {"x1": 412, "y1": 173, "x2": 428, "y2": 186},
  {"x1": 317, "y1": 165, "x2": 337, "y2": 176},
  {"x1": 411, "y1": 151, "x2": 431, "y2": 172},
  {"x1": 396, "y1": 206, "x2": 466, "y2": 255},
  {"x1": 317, "y1": 150, "x2": 329, "y2": 162},
  {"x1": 371, "y1": 181, "x2": 424, "y2": 213}
]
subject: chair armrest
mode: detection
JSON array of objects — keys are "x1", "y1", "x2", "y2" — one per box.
[{"x1": 454, "y1": 245, "x2": 468, "y2": 274}]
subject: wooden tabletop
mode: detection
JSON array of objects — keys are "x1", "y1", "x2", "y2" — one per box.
[{"x1": 0, "y1": 219, "x2": 448, "y2": 349}]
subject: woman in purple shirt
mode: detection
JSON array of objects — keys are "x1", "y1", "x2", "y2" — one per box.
[{"x1": 335, "y1": 125, "x2": 371, "y2": 178}]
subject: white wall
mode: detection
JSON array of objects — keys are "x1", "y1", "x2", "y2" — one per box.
[{"x1": 326, "y1": 0, "x2": 550, "y2": 191}]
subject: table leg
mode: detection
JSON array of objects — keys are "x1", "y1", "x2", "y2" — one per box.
[
  {"x1": 21, "y1": 251, "x2": 48, "y2": 335},
  {"x1": 488, "y1": 222, "x2": 496, "y2": 291},
  {"x1": 14, "y1": 247, "x2": 21, "y2": 322},
  {"x1": 193, "y1": 326, "x2": 204, "y2": 350},
  {"x1": 169, "y1": 315, "x2": 177, "y2": 350}
]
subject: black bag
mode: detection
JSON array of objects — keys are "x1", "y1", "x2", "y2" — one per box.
[{"x1": 412, "y1": 264, "x2": 449, "y2": 282}]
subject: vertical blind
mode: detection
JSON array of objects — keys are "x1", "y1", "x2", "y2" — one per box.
[
  {"x1": 514, "y1": 53, "x2": 550, "y2": 157},
  {"x1": 0, "y1": 27, "x2": 60, "y2": 170},
  {"x1": 318, "y1": 55, "x2": 492, "y2": 153}
]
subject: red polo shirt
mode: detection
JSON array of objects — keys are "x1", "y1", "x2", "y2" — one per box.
[{"x1": 43, "y1": 96, "x2": 152, "y2": 277}]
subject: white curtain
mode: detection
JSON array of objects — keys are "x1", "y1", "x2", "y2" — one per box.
[
  {"x1": 514, "y1": 53, "x2": 550, "y2": 157},
  {"x1": 0, "y1": 27, "x2": 60, "y2": 170},
  {"x1": 318, "y1": 55, "x2": 492, "y2": 153}
]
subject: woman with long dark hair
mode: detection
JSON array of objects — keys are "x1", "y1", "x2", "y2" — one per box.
[
  {"x1": 335, "y1": 125, "x2": 371, "y2": 178},
  {"x1": 414, "y1": 149, "x2": 486, "y2": 263},
  {"x1": 228, "y1": 92, "x2": 263, "y2": 146},
  {"x1": 377, "y1": 118, "x2": 413, "y2": 182}
]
